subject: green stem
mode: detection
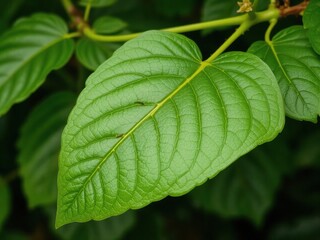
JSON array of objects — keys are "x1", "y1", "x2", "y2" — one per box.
[
  {"x1": 162, "y1": 14, "x2": 246, "y2": 33},
  {"x1": 64, "y1": 32, "x2": 82, "y2": 39},
  {"x1": 206, "y1": 20, "x2": 252, "y2": 62},
  {"x1": 206, "y1": 8, "x2": 279, "y2": 62},
  {"x1": 265, "y1": 18, "x2": 278, "y2": 43},
  {"x1": 83, "y1": 14, "x2": 247, "y2": 42},
  {"x1": 61, "y1": 0, "x2": 73, "y2": 14},
  {"x1": 84, "y1": 28, "x2": 140, "y2": 42},
  {"x1": 83, "y1": 7, "x2": 279, "y2": 43},
  {"x1": 84, "y1": 1, "x2": 92, "y2": 21}
]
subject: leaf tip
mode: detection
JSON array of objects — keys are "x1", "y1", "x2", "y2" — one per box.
[
  {"x1": 55, "y1": 203, "x2": 70, "y2": 229},
  {"x1": 55, "y1": 209, "x2": 64, "y2": 229}
]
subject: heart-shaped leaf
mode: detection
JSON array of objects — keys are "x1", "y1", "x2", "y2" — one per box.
[
  {"x1": 56, "y1": 30, "x2": 284, "y2": 227},
  {"x1": 303, "y1": 0, "x2": 320, "y2": 55},
  {"x1": 17, "y1": 92, "x2": 76, "y2": 208},
  {"x1": 0, "y1": 13, "x2": 74, "y2": 116},
  {"x1": 248, "y1": 26, "x2": 320, "y2": 122}
]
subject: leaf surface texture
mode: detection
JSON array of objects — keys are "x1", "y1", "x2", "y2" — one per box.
[
  {"x1": 303, "y1": 0, "x2": 320, "y2": 55},
  {"x1": 75, "y1": 38, "x2": 119, "y2": 71},
  {"x1": 0, "y1": 13, "x2": 74, "y2": 115},
  {"x1": 57, "y1": 30, "x2": 284, "y2": 227},
  {"x1": 248, "y1": 26, "x2": 320, "y2": 122}
]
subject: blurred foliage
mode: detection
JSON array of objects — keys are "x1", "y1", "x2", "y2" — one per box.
[{"x1": 0, "y1": 0, "x2": 319, "y2": 239}]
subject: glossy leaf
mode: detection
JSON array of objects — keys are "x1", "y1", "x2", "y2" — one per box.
[
  {"x1": 0, "y1": 13, "x2": 74, "y2": 116},
  {"x1": 76, "y1": 38, "x2": 119, "y2": 71},
  {"x1": 56, "y1": 30, "x2": 284, "y2": 227},
  {"x1": 93, "y1": 16, "x2": 127, "y2": 34},
  {"x1": 17, "y1": 92, "x2": 76, "y2": 208},
  {"x1": 190, "y1": 141, "x2": 288, "y2": 225},
  {"x1": 303, "y1": 0, "x2": 320, "y2": 55},
  {"x1": 79, "y1": 0, "x2": 117, "y2": 7},
  {"x1": 248, "y1": 26, "x2": 320, "y2": 122},
  {"x1": 0, "y1": 179, "x2": 10, "y2": 230}
]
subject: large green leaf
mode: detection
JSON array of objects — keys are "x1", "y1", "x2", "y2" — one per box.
[
  {"x1": 303, "y1": 0, "x2": 320, "y2": 55},
  {"x1": 248, "y1": 26, "x2": 320, "y2": 122},
  {"x1": 56, "y1": 30, "x2": 284, "y2": 227},
  {"x1": 0, "y1": 13, "x2": 74, "y2": 116},
  {"x1": 17, "y1": 92, "x2": 76, "y2": 208},
  {"x1": 75, "y1": 38, "x2": 119, "y2": 71},
  {"x1": 79, "y1": 0, "x2": 117, "y2": 7},
  {"x1": 190, "y1": 140, "x2": 289, "y2": 225},
  {"x1": 0, "y1": 178, "x2": 10, "y2": 230}
]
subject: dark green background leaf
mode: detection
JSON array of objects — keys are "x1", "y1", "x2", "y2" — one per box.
[
  {"x1": 56, "y1": 211, "x2": 135, "y2": 240},
  {"x1": 93, "y1": 16, "x2": 127, "y2": 34},
  {"x1": 0, "y1": 0, "x2": 24, "y2": 33},
  {"x1": 0, "y1": 231, "x2": 27, "y2": 240},
  {"x1": 154, "y1": 0, "x2": 197, "y2": 17},
  {"x1": 17, "y1": 92, "x2": 76, "y2": 208},
  {"x1": 201, "y1": 0, "x2": 269, "y2": 34},
  {"x1": 268, "y1": 216, "x2": 320, "y2": 240},
  {"x1": 202, "y1": 0, "x2": 239, "y2": 22},
  {"x1": 0, "y1": 13, "x2": 74, "y2": 115},
  {"x1": 57, "y1": 30, "x2": 284, "y2": 227},
  {"x1": 79, "y1": 0, "x2": 117, "y2": 7},
  {"x1": 303, "y1": 0, "x2": 320, "y2": 55},
  {"x1": 248, "y1": 26, "x2": 320, "y2": 122},
  {"x1": 75, "y1": 38, "x2": 120, "y2": 71},
  {"x1": 190, "y1": 140, "x2": 289, "y2": 225},
  {"x1": 0, "y1": 179, "x2": 11, "y2": 230},
  {"x1": 294, "y1": 128, "x2": 320, "y2": 168}
]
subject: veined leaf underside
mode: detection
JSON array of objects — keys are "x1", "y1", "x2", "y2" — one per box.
[
  {"x1": 57, "y1": 30, "x2": 283, "y2": 226},
  {"x1": 248, "y1": 26, "x2": 320, "y2": 122}
]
